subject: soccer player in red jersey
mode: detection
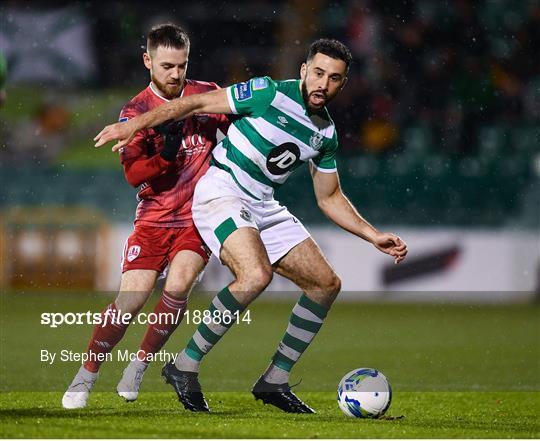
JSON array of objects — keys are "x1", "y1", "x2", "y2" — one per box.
[{"x1": 62, "y1": 23, "x2": 230, "y2": 409}]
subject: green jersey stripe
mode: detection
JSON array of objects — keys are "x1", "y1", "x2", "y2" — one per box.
[
  {"x1": 223, "y1": 138, "x2": 278, "y2": 188},
  {"x1": 212, "y1": 143, "x2": 274, "y2": 199},
  {"x1": 248, "y1": 116, "x2": 313, "y2": 159},
  {"x1": 272, "y1": 88, "x2": 335, "y2": 138},
  {"x1": 218, "y1": 77, "x2": 339, "y2": 194},
  {"x1": 232, "y1": 118, "x2": 277, "y2": 156},
  {"x1": 211, "y1": 159, "x2": 261, "y2": 200},
  {"x1": 228, "y1": 120, "x2": 302, "y2": 184},
  {"x1": 262, "y1": 104, "x2": 330, "y2": 150}
]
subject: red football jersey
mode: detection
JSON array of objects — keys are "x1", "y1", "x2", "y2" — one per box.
[{"x1": 119, "y1": 80, "x2": 230, "y2": 227}]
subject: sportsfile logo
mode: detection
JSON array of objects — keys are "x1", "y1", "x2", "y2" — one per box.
[{"x1": 40, "y1": 309, "x2": 252, "y2": 328}]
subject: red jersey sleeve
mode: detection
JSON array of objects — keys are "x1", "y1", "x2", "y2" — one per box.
[
  {"x1": 118, "y1": 101, "x2": 174, "y2": 187},
  {"x1": 118, "y1": 104, "x2": 148, "y2": 165}
]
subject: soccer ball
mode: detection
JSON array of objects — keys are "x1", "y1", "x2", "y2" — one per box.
[{"x1": 337, "y1": 368, "x2": 392, "y2": 418}]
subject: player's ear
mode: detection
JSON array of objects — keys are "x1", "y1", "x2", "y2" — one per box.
[
  {"x1": 340, "y1": 76, "x2": 348, "y2": 90},
  {"x1": 300, "y1": 63, "x2": 307, "y2": 80},
  {"x1": 143, "y1": 52, "x2": 152, "y2": 70}
]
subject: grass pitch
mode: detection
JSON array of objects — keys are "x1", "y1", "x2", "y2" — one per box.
[
  {"x1": 1, "y1": 391, "x2": 538, "y2": 438},
  {"x1": 0, "y1": 292, "x2": 539, "y2": 438}
]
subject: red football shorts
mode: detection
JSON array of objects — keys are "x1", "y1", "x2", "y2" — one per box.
[{"x1": 121, "y1": 224, "x2": 211, "y2": 273}]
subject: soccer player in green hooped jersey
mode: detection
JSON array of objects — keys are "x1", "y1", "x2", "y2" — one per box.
[{"x1": 95, "y1": 39, "x2": 408, "y2": 413}]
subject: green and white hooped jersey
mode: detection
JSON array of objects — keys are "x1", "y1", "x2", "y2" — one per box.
[{"x1": 211, "y1": 76, "x2": 338, "y2": 200}]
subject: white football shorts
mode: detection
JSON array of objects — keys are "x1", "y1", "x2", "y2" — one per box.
[{"x1": 192, "y1": 166, "x2": 310, "y2": 264}]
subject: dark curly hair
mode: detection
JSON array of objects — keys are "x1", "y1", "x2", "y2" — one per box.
[{"x1": 307, "y1": 39, "x2": 352, "y2": 69}]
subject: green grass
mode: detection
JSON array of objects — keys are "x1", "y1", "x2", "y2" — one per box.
[
  {"x1": 0, "y1": 292, "x2": 539, "y2": 438},
  {"x1": 1, "y1": 391, "x2": 538, "y2": 438}
]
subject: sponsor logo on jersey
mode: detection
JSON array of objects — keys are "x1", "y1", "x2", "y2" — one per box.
[
  {"x1": 252, "y1": 77, "x2": 269, "y2": 90},
  {"x1": 234, "y1": 82, "x2": 252, "y2": 101},
  {"x1": 277, "y1": 115, "x2": 288, "y2": 127},
  {"x1": 118, "y1": 116, "x2": 129, "y2": 122},
  {"x1": 127, "y1": 245, "x2": 141, "y2": 262},
  {"x1": 180, "y1": 133, "x2": 207, "y2": 156},
  {"x1": 240, "y1": 207, "x2": 253, "y2": 222},
  {"x1": 267, "y1": 143, "x2": 301, "y2": 175},
  {"x1": 309, "y1": 132, "x2": 324, "y2": 150}
]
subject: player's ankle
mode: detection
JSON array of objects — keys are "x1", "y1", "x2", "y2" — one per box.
[
  {"x1": 80, "y1": 365, "x2": 99, "y2": 378},
  {"x1": 263, "y1": 363, "x2": 290, "y2": 384},
  {"x1": 129, "y1": 357, "x2": 149, "y2": 371},
  {"x1": 174, "y1": 350, "x2": 200, "y2": 372}
]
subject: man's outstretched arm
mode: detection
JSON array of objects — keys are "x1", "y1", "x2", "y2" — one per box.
[
  {"x1": 311, "y1": 164, "x2": 408, "y2": 263},
  {"x1": 94, "y1": 88, "x2": 231, "y2": 151}
]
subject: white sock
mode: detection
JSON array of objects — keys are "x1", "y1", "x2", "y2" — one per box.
[
  {"x1": 174, "y1": 349, "x2": 200, "y2": 372},
  {"x1": 128, "y1": 358, "x2": 148, "y2": 372},
  {"x1": 78, "y1": 366, "x2": 98, "y2": 380},
  {"x1": 262, "y1": 363, "x2": 289, "y2": 384}
]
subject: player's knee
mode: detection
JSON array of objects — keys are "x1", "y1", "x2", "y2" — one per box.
[
  {"x1": 252, "y1": 264, "x2": 274, "y2": 291},
  {"x1": 321, "y1": 272, "x2": 341, "y2": 299},
  {"x1": 164, "y1": 278, "x2": 193, "y2": 299},
  {"x1": 239, "y1": 264, "x2": 273, "y2": 293},
  {"x1": 331, "y1": 274, "x2": 342, "y2": 296},
  {"x1": 115, "y1": 291, "x2": 148, "y2": 315},
  {"x1": 115, "y1": 298, "x2": 145, "y2": 316}
]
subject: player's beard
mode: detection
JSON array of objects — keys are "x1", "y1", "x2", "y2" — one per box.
[
  {"x1": 301, "y1": 82, "x2": 329, "y2": 112},
  {"x1": 151, "y1": 74, "x2": 183, "y2": 100}
]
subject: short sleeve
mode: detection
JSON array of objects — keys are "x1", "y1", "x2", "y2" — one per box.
[
  {"x1": 226, "y1": 76, "x2": 276, "y2": 118},
  {"x1": 311, "y1": 134, "x2": 338, "y2": 173}
]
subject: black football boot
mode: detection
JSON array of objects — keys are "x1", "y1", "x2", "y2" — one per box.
[
  {"x1": 252, "y1": 376, "x2": 315, "y2": 413},
  {"x1": 162, "y1": 362, "x2": 210, "y2": 412}
]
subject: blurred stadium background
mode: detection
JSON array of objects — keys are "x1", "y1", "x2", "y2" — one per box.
[
  {"x1": 0, "y1": 0, "x2": 539, "y2": 297},
  {"x1": 0, "y1": 3, "x2": 539, "y2": 438}
]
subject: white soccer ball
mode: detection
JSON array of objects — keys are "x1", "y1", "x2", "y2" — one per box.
[{"x1": 337, "y1": 368, "x2": 392, "y2": 418}]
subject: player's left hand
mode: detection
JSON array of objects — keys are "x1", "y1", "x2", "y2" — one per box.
[
  {"x1": 372, "y1": 233, "x2": 408, "y2": 264},
  {"x1": 94, "y1": 120, "x2": 138, "y2": 151}
]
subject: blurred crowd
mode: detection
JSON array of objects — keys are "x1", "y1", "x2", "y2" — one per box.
[
  {"x1": 325, "y1": 0, "x2": 540, "y2": 154},
  {"x1": 1, "y1": 0, "x2": 539, "y2": 162}
]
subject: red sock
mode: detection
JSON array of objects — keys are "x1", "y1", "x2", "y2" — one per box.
[
  {"x1": 138, "y1": 290, "x2": 187, "y2": 362},
  {"x1": 83, "y1": 303, "x2": 130, "y2": 373}
]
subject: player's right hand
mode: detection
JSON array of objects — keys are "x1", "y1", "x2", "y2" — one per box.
[
  {"x1": 94, "y1": 121, "x2": 137, "y2": 151},
  {"x1": 372, "y1": 233, "x2": 408, "y2": 264}
]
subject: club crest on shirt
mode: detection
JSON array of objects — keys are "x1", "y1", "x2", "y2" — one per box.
[
  {"x1": 127, "y1": 245, "x2": 141, "y2": 262},
  {"x1": 240, "y1": 207, "x2": 253, "y2": 222},
  {"x1": 310, "y1": 132, "x2": 324, "y2": 150},
  {"x1": 119, "y1": 116, "x2": 129, "y2": 122}
]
